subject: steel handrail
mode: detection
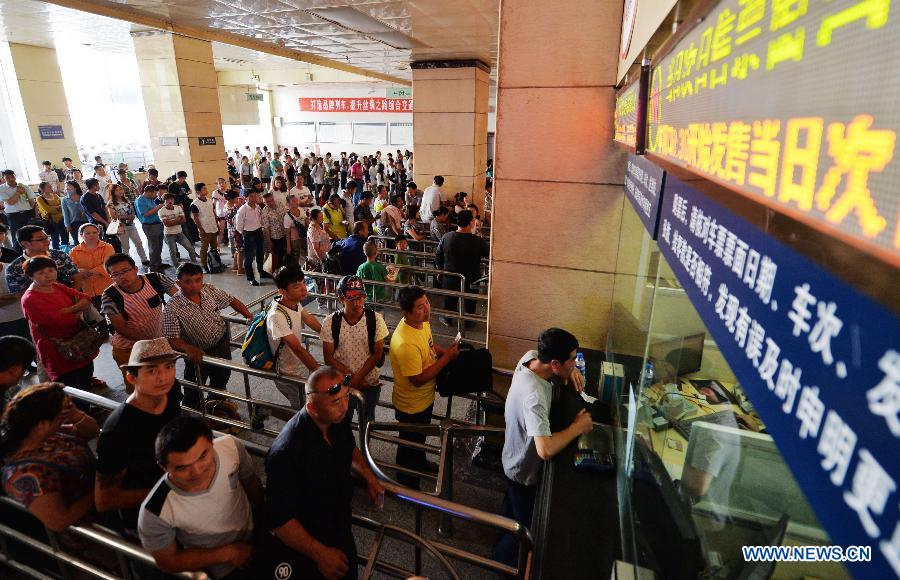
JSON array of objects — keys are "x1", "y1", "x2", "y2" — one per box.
[{"x1": 0, "y1": 496, "x2": 204, "y2": 580}]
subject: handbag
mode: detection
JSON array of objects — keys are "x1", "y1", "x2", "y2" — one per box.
[
  {"x1": 105, "y1": 219, "x2": 124, "y2": 236},
  {"x1": 436, "y1": 345, "x2": 493, "y2": 396},
  {"x1": 48, "y1": 321, "x2": 105, "y2": 361}
]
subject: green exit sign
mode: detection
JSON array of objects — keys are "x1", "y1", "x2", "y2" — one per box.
[
  {"x1": 387, "y1": 87, "x2": 412, "y2": 99},
  {"x1": 246, "y1": 93, "x2": 264, "y2": 101}
]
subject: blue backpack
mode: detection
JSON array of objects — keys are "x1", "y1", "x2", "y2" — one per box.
[{"x1": 241, "y1": 304, "x2": 291, "y2": 370}]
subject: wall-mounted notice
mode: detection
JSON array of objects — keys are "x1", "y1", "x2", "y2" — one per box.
[
  {"x1": 282, "y1": 121, "x2": 317, "y2": 143},
  {"x1": 246, "y1": 93, "x2": 264, "y2": 101},
  {"x1": 198, "y1": 137, "x2": 217, "y2": 146},
  {"x1": 300, "y1": 97, "x2": 413, "y2": 113},
  {"x1": 647, "y1": 0, "x2": 900, "y2": 264},
  {"x1": 657, "y1": 177, "x2": 899, "y2": 579},
  {"x1": 353, "y1": 123, "x2": 388, "y2": 145},
  {"x1": 318, "y1": 122, "x2": 353, "y2": 143},
  {"x1": 624, "y1": 153, "x2": 665, "y2": 238},
  {"x1": 159, "y1": 137, "x2": 178, "y2": 147},
  {"x1": 390, "y1": 123, "x2": 413, "y2": 145},
  {"x1": 615, "y1": 81, "x2": 639, "y2": 147},
  {"x1": 38, "y1": 125, "x2": 64, "y2": 140}
]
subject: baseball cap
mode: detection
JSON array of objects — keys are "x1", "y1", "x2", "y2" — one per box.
[
  {"x1": 120, "y1": 338, "x2": 182, "y2": 369},
  {"x1": 337, "y1": 275, "x2": 366, "y2": 299}
]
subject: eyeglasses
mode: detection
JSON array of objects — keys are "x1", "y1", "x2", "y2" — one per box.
[
  {"x1": 108, "y1": 267, "x2": 133, "y2": 277},
  {"x1": 26, "y1": 236, "x2": 50, "y2": 243}
]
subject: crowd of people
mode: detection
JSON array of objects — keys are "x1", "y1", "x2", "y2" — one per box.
[{"x1": 0, "y1": 145, "x2": 590, "y2": 579}]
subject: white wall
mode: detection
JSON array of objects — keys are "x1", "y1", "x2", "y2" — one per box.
[{"x1": 271, "y1": 83, "x2": 413, "y2": 157}]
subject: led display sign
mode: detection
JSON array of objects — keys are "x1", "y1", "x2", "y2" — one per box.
[
  {"x1": 614, "y1": 81, "x2": 639, "y2": 147},
  {"x1": 646, "y1": 0, "x2": 899, "y2": 264}
]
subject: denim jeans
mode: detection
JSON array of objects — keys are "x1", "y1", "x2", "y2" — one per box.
[
  {"x1": 164, "y1": 231, "x2": 197, "y2": 264},
  {"x1": 141, "y1": 222, "x2": 164, "y2": 267},
  {"x1": 46, "y1": 219, "x2": 69, "y2": 250},
  {"x1": 394, "y1": 403, "x2": 434, "y2": 488},
  {"x1": 7, "y1": 210, "x2": 31, "y2": 252},
  {"x1": 242, "y1": 228, "x2": 265, "y2": 281}
]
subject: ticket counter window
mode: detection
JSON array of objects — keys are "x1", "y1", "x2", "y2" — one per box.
[{"x1": 606, "y1": 202, "x2": 850, "y2": 579}]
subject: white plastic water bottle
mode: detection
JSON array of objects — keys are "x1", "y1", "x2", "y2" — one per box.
[{"x1": 575, "y1": 352, "x2": 586, "y2": 379}]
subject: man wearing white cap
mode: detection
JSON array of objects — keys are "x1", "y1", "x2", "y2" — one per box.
[{"x1": 95, "y1": 338, "x2": 183, "y2": 528}]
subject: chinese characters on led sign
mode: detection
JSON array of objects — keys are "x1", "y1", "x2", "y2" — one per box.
[
  {"x1": 657, "y1": 177, "x2": 900, "y2": 578},
  {"x1": 615, "y1": 83, "x2": 639, "y2": 147},
  {"x1": 647, "y1": 0, "x2": 899, "y2": 261},
  {"x1": 299, "y1": 97, "x2": 413, "y2": 113}
]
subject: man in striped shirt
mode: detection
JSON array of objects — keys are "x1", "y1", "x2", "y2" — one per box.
[{"x1": 101, "y1": 253, "x2": 178, "y2": 393}]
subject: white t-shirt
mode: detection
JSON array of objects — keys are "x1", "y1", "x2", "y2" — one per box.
[
  {"x1": 138, "y1": 436, "x2": 255, "y2": 579},
  {"x1": 288, "y1": 186, "x2": 313, "y2": 206},
  {"x1": 190, "y1": 196, "x2": 218, "y2": 234},
  {"x1": 320, "y1": 311, "x2": 389, "y2": 384},
  {"x1": 420, "y1": 184, "x2": 446, "y2": 223},
  {"x1": 270, "y1": 189, "x2": 288, "y2": 208},
  {"x1": 158, "y1": 205, "x2": 185, "y2": 235},
  {"x1": 266, "y1": 299, "x2": 307, "y2": 378}
]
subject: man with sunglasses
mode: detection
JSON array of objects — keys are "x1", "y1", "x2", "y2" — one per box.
[{"x1": 264, "y1": 366, "x2": 383, "y2": 580}]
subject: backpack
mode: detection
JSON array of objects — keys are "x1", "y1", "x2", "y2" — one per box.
[
  {"x1": 330, "y1": 307, "x2": 386, "y2": 367},
  {"x1": 206, "y1": 248, "x2": 224, "y2": 274},
  {"x1": 103, "y1": 273, "x2": 168, "y2": 322},
  {"x1": 241, "y1": 303, "x2": 291, "y2": 370}
]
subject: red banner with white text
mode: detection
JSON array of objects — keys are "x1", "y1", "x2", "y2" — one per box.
[{"x1": 299, "y1": 97, "x2": 413, "y2": 113}]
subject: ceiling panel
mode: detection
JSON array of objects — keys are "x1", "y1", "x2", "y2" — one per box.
[{"x1": 0, "y1": 0, "x2": 500, "y2": 82}]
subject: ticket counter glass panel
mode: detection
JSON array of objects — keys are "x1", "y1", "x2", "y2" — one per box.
[{"x1": 607, "y1": 201, "x2": 850, "y2": 580}]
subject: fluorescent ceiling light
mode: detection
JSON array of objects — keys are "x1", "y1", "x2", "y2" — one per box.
[{"x1": 307, "y1": 7, "x2": 428, "y2": 49}]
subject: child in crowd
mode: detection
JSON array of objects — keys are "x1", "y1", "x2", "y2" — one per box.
[
  {"x1": 356, "y1": 241, "x2": 388, "y2": 302},
  {"x1": 225, "y1": 192, "x2": 244, "y2": 275}
]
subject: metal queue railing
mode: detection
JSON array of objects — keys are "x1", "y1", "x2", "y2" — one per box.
[{"x1": 7, "y1": 387, "x2": 533, "y2": 580}]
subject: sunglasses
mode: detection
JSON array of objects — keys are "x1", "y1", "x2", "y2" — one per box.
[{"x1": 305, "y1": 375, "x2": 351, "y2": 397}]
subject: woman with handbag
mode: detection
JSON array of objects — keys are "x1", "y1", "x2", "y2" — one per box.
[
  {"x1": 106, "y1": 183, "x2": 148, "y2": 265},
  {"x1": 21, "y1": 257, "x2": 101, "y2": 390},
  {"x1": 34, "y1": 182, "x2": 68, "y2": 250},
  {"x1": 69, "y1": 223, "x2": 114, "y2": 310}
]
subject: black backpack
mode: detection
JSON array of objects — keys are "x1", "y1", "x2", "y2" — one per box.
[
  {"x1": 330, "y1": 307, "x2": 386, "y2": 367},
  {"x1": 102, "y1": 273, "x2": 168, "y2": 322},
  {"x1": 206, "y1": 249, "x2": 225, "y2": 273}
]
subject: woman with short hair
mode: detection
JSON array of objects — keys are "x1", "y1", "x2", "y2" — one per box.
[{"x1": 20, "y1": 257, "x2": 98, "y2": 390}]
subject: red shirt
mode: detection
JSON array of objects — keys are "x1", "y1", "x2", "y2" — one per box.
[{"x1": 22, "y1": 283, "x2": 95, "y2": 379}]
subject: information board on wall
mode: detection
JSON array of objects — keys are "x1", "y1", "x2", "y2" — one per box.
[
  {"x1": 647, "y1": 0, "x2": 900, "y2": 264},
  {"x1": 353, "y1": 123, "x2": 388, "y2": 145},
  {"x1": 390, "y1": 123, "x2": 413, "y2": 145},
  {"x1": 300, "y1": 97, "x2": 413, "y2": 112},
  {"x1": 317, "y1": 122, "x2": 352, "y2": 143},
  {"x1": 624, "y1": 153, "x2": 666, "y2": 238},
  {"x1": 614, "y1": 81, "x2": 639, "y2": 147},
  {"x1": 656, "y1": 177, "x2": 899, "y2": 579}
]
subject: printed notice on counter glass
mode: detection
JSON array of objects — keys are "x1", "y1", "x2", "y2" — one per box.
[
  {"x1": 656, "y1": 177, "x2": 899, "y2": 578},
  {"x1": 623, "y1": 154, "x2": 665, "y2": 238}
]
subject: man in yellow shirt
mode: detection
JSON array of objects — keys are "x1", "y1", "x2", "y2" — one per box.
[{"x1": 388, "y1": 285, "x2": 459, "y2": 488}]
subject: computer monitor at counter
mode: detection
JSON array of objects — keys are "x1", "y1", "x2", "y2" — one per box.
[{"x1": 648, "y1": 332, "x2": 706, "y2": 379}]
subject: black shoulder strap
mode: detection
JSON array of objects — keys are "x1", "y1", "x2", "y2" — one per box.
[
  {"x1": 364, "y1": 308, "x2": 376, "y2": 354},
  {"x1": 331, "y1": 309, "x2": 344, "y2": 350},
  {"x1": 145, "y1": 273, "x2": 167, "y2": 302},
  {"x1": 103, "y1": 285, "x2": 126, "y2": 320}
]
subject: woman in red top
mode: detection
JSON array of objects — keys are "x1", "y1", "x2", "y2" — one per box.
[{"x1": 21, "y1": 257, "x2": 98, "y2": 390}]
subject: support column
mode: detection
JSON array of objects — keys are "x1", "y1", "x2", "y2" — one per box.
[
  {"x1": 133, "y1": 32, "x2": 224, "y2": 187},
  {"x1": 487, "y1": 0, "x2": 626, "y2": 367},
  {"x1": 411, "y1": 60, "x2": 489, "y2": 208},
  {"x1": 0, "y1": 43, "x2": 79, "y2": 182}
]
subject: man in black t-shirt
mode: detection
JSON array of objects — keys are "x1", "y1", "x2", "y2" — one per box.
[
  {"x1": 264, "y1": 366, "x2": 383, "y2": 579},
  {"x1": 435, "y1": 209, "x2": 490, "y2": 324},
  {"x1": 95, "y1": 338, "x2": 183, "y2": 528},
  {"x1": 168, "y1": 170, "x2": 199, "y2": 242}
]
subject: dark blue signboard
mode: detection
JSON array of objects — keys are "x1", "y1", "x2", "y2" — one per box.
[
  {"x1": 38, "y1": 125, "x2": 64, "y2": 140},
  {"x1": 623, "y1": 154, "x2": 665, "y2": 238},
  {"x1": 657, "y1": 176, "x2": 899, "y2": 579}
]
